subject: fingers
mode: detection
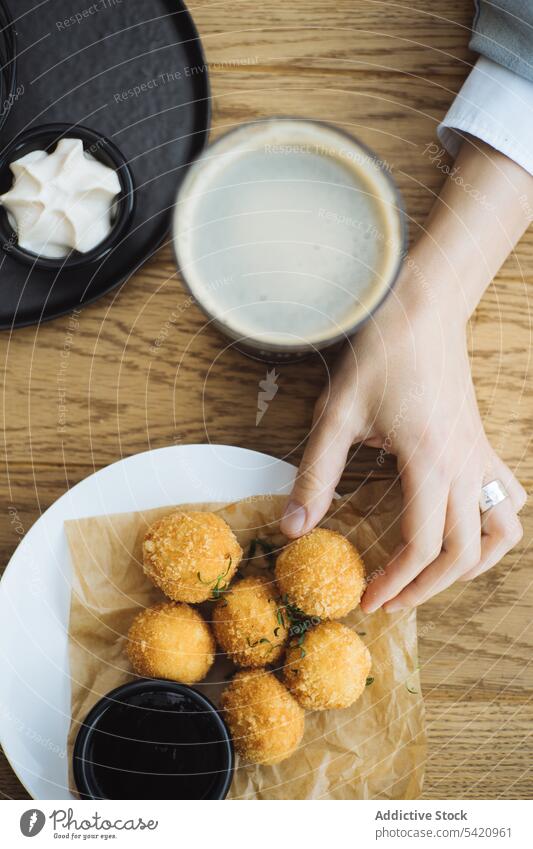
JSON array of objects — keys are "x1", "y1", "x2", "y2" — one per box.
[
  {"x1": 458, "y1": 456, "x2": 525, "y2": 581},
  {"x1": 383, "y1": 476, "x2": 482, "y2": 611},
  {"x1": 361, "y1": 459, "x2": 449, "y2": 613},
  {"x1": 459, "y1": 497, "x2": 523, "y2": 581},
  {"x1": 484, "y1": 455, "x2": 527, "y2": 514},
  {"x1": 382, "y1": 462, "x2": 525, "y2": 608},
  {"x1": 280, "y1": 393, "x2": 356, "y2": 538}
]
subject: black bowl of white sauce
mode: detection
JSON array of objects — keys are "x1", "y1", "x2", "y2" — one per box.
[{"x1": 0, "y1": 122, "x2": 135, "y2": 271}]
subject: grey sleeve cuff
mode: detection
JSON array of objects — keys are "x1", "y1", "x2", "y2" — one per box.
[{"x1": 470, "y1": 0, "x2": 533, "y2": 83}]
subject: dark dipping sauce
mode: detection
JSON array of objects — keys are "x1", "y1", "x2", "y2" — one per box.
[{"x1": 73, "y1": 680, "x2": 233, "y2": 800}]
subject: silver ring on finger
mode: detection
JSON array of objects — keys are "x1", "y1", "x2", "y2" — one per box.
[{"x1": 479, "y1": 479, "x2": 509, "y2": 514}]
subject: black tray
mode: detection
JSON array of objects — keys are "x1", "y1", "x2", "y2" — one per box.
[{"x1": 0, "y1": 0, "x2": 210, "y2": 329}]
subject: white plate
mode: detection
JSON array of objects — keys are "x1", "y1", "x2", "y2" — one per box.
[{"x1": 0, "y1": 444, "x2": 296, "y2": 800}]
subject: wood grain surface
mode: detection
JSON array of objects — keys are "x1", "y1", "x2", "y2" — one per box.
[{"x1": 1, "y1": 0, "x2": 532, "y2": 799}]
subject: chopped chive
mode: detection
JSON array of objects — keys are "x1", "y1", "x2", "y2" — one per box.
[
  {"x1": 247, "y1": 538, "x2": 275, "y2": 568},
  {"x1": 220, "y1": 557, "x2": 232, "y2": 578},
  {"x1": 247, "y1": 636, "x2": 273, "y2": 649},
  {"x1": 197, "y1": 571, "x2": 210, "y2": 585},
  {"x1": 198, "y1": 557, "x2": 233, "y2": 599},
  {"x1": 366, "y1": 677, "x2": 374, "y2": 686}
]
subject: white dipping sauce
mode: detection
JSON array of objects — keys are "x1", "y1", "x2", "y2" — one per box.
[
  {"x1": 0, "y1": 137, "x2": 121, "y2": 258},
  {"x1": 174, "y1": 120, "x2": 403, "y2": 350}
]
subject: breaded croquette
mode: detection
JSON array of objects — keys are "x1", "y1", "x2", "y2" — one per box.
[
  {"x1": 221, "y1": 669, "x2": 305, "y2": 765},
  {"x1": 275, "y1": 528, "x2": 365, "y2": 619},
  {"x1": 126, "y1": 601, "x2": 215, "y2": 684},
  {"x1": 213, "y1": 575, "x2": 288, "y2": 667},
  {"x1": 283, "y1": 621, "x2": 371, "y2": 710},
  {"x1": 142, "y1": 511, "x2": 242, "y2": 603}
]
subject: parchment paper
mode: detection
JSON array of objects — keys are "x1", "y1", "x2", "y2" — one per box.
[{"x1": 65, "y1": 480, "x2": 426, "y2": 800}]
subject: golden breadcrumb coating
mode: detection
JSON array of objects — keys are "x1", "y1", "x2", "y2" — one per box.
[
  {"x1": 142, "y1": 511, "x2": 242, "y2": 603},
  {"x1": 275, "y1": 528, "x2": 365, "y2": 619},
  {"x1": 283, "y1": 621, "x2": 371, "y2": 710},
  {"x1": 220, "y1": 669, "x2": 305, "y2": 765},
  {"x1": 126, "y1": 601, "x2": 215, "y2": 684},
  {"x1": 213, "y1": 575, "x2": 288, "y2": 668}
]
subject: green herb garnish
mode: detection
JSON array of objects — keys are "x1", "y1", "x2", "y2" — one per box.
[
  {"x1": 247, "y1": 636, "x2": 272, "y2": 647},
  {"x1": 197, "y1": 571, "x2": 210, "y2": 585},
  {"x1": 366, "y1": 677, "x2": 374, "y2": 686},
  {"x1": 279, "y1": 595, "x2": 321, "y2": 659},
  {"x1": 212, "y1": 579, "x2": 231, "y2": 601},
  {"x1": 197, "y1": 557, "x2": 233, "y2": 600},
  {"x1": 246, "y1": 635, "x2": 283, "y2": 655},
  {"x1": 247, "y1": 538, "x2": 276, "y2": 568}
]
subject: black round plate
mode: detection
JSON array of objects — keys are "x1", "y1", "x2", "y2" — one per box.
[{"x1": 0, "y1": 0, "x2": 210, "y2": 329}]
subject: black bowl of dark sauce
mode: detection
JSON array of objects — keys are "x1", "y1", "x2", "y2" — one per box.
[{"x1": 73, "y1": 679, "x2": 234, "y2": 800}]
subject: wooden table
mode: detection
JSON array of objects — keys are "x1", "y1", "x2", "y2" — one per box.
[{"x1": 1, "y1": 1, "x2": 532, "y2": 799}]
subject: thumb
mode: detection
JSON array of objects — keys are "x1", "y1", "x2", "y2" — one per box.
[{"x1": 280, "y1": 398, "x2": 355, "y2": 538}]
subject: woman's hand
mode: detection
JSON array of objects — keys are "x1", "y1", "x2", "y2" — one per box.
[
  {"x1": 281, "y1": 139, "x2": 533, "y2": 610},
  {"x1": 280, "y1": 252, "x2": 526, "y2": 611}
]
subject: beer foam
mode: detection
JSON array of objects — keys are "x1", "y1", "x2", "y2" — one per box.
[{"x1": 173, "y1": 120, "x2": 404, "y2": 349}]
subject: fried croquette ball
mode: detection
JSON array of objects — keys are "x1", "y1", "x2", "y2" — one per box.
[
  {"x1": 213, "y1": 575, "x2": 288, "y2": 668},
  {"x1": 275, "y1": 528, "x2": 365, "y2": 619},
  {"x1": 142, "y1": 511, "x2": 242, "y2": 603},
  {"x1": 283, "y1": 621, "x2": 371, "y2": 710},
  {"x1": 126, "y1": 602, "x2": 215, "y2": 684},
  {"x1": 221, "y1": 670, "x2": 305, "y2": 765}
]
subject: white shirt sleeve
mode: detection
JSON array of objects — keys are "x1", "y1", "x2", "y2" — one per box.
[{"x1": 437, "y1": 56, "x2": 533, "y2": 176}]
